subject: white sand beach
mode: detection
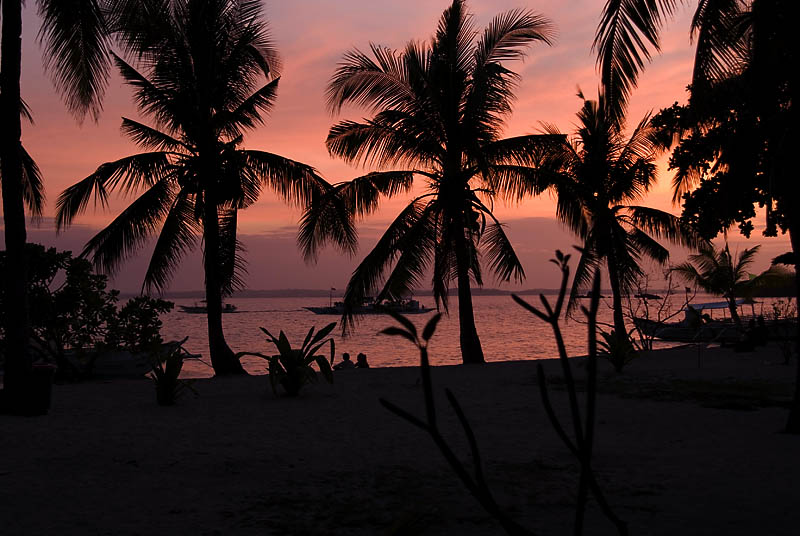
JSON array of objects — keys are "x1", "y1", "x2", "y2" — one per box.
[{"x1": 2, "y1": 343, "x2": 799, "y2": 535}]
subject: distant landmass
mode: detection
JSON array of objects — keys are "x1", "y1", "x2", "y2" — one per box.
[
  {"x1": 144, "y1": 287, "x2": 565, "y2": 299},
  {"x1": 127, "y1": 286, "x2": 796, "y2": 300}
]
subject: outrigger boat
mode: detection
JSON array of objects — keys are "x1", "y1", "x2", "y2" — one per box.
[
  {"x1": 305, "y1": 297, "x2": 433, "y2": 315},
  {"x1": 179, "y1": 302, "x2": 237, "y2": 314},
  {"x1": 634, "y1": 299, "x2": 796, "y2": 343}
]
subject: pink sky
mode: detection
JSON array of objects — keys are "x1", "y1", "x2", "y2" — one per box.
[{"x1": 4, "y1": 1, "x2": 791, "y2": 292}]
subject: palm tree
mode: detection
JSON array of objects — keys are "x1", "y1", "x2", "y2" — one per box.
[
  {"x1": 56, "y1": 0, "x2": 330, "y2": 375},
  {"x1": 302, "y1": 0, "x2": 555, "y2": 364},
  {"x1": 2, "y1": 0, "x2": 115, "y2": 411},
  {"x1": 533, "y1": 91, "x2": 703, "y2": 343},
  {"x1": 671, "y1": 243, "x2": 760, "y2": 326}
]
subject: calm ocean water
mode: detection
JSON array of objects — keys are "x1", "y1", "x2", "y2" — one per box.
[{"x1": 160, "y1": 293, "x2": 762, "y2": 377}]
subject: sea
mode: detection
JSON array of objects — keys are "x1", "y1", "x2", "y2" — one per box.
[{"x1": 161, "y1": 293, "x2": 778, "y2": 377}]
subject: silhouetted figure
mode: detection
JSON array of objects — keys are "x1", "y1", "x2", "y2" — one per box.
[
  {"x1": 333, "y1": 352, "x2": 355, "y2": 370},
  {"x1": 355, "y1": 353, "x2": 370, "y2": 369},
  {"x1": 754, "y1": 315, "x2": 769, "y2": 346},
  {"x1": 735, "y1": 320, "x2": 756, "y2": 352}
]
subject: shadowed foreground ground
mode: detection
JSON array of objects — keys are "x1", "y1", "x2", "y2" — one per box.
[{"x1": 2, "y1": 344, "x2": 799, "y2": 535}]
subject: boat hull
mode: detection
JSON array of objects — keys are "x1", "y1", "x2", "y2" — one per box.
[
  {"x1": 304, "y1": 305, "x2": 434, "y2": 315},
  {"x1": 634, "y1": 317, "x2": 797, "y2": 343}
]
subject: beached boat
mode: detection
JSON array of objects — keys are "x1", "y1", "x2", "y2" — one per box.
[
  {"x1": 634, "y1": 299, "x2": 797, "y2": 343},
  {"x1": 179, "y1": 302, "x2": 237, "y2": 314},
  {"x1": 305, "y1": 298, "x2": 433, "y2": 315},
  {"x1": 60, "y1": 340, "x2": 200, "y2": 379}
]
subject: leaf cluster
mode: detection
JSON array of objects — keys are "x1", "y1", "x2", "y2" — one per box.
[
  {"x1": 242, "y1": 323, "x2": 337, "y2": 396},
  {"x1": 148, "y1": 336, "x2": 197, "y2": 406},
  {"x1": 0, "y1": 244, "x2": 174, "y2": 377}
]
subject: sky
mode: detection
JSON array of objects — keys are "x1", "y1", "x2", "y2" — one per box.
[{"x1": 3, "y1": 0, "x2": 792, "y2": 292}]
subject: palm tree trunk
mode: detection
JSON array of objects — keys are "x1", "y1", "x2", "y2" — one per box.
[
  {"x1": 0, "y1": 0, "x2": 32, "y2": 412},
  {"x1": 454, "y1": 231, "x2": 485, "y2": 364},
  {"x1": 785, "y1": 220, "x2": 800, "y2": 433},
  {"x1": 203, "y1": 198, "x2": 245, "y2": 375},
  {"x1": 606, "y1": 256, "x2": 627, "y2": 343},
  {"x1": 727, "y1": 296, "x2": 741, "y2": 327}
]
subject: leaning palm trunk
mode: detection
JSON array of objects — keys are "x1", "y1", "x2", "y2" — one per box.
[
  {"x1": 0, "y1": 0, "x2": 32, "y2": 411},
  {"x1": 202, "y1": 198, "x2": 244, "y2": 375},
  {"x1": 455, "y1": 233, "x2": 484, "y2": 364},
  {"x1": 726, "y1": 296, "x2": 741, "y2": 327}
]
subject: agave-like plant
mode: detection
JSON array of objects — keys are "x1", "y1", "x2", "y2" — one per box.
[{"x1": 245, "y1": 323, "x2": 336, "y2": 397}]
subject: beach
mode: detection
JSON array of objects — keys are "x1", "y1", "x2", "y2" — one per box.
[{"x1": 2, "y1": 343, "x2": 799, "y2": 535}]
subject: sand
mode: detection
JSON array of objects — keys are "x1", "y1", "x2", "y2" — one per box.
[{"x1": 1, "y1": 343, "x2": 799, "y2": 535}]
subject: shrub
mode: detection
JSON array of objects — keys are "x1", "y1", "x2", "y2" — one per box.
[
  {"x1": 148, "y1": 337, "x2": 196, "y2": 406},
  {"x1": 244, "y1": 323, "x2": 336, "y2": 396}
]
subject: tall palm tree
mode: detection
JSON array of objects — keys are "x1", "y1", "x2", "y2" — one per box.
[
  {"x1": 56, "y1": 0, "x2": 330, "y2": 375},
  {"x1": 2, "y1": 0, "x2": 114, "y2": 411},
  {"x1": 671, "y1": 243, "x2": 760, "y2": 326},
  {"x1": 302, "y1": 0, "x2": 555, "y2": 364},
  {"x1": 533, "y1": 91, "x2": 703, "y2": 342}
]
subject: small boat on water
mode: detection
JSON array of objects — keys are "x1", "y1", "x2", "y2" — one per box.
[
  {"x1": 179, "y1": 302, "x2": 238, "y2": 314},
  {"x1": 305, "y1": 297, "x2": 433, "y2": 315},
  {"x1": 634, "y1": 299, "x2": 797, "y2": 343}
]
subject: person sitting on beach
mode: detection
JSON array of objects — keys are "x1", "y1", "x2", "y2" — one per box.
[
  {"x1": 355, "y1": 352, "x2": 370, "y2": 368},
  {"x1": 333, "y1": 352, "x2": 355, "y2": 370},
  {"x1": 754, "y1": 315, "x2": 769, "y2": 346}
]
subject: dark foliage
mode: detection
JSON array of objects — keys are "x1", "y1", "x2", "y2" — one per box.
[
  {"x1": 381, "y1": 252, "x2": 626, "y2": 535},
  {"x1": 239, "y1": 323, "x2": 336, "y2": 397},
  {"x1": 0, "y1": 244, "x2": 173, "y2": 379}
]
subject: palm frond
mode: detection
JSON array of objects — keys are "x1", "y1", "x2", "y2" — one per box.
[
  {"x1": 326, "y1": 118, "x2": 441, "y2": 170},
  {"x1": 82, "y1": 179, "x2": 175, "y2": 275},
  {"x1": 121, "y1": 117, "x2": 186, "y2": 152},
  {"x1": 215, "y1": 77, "x2": 280, "y2": 137},
  {"x1": 690, "y1": 0, "x2": 747, "y2": 89},
  {"x1": 433, "y1": 0, "x2": 476, "y2": 77},
  {"x1": 593, "y1": 0, "x2": 677, "y2": 119},
  {"x1": 240, "y1": 150, "x2": 327, "y2": 208},
  {"x1": 482, "y1": 220, "x2": 525, "y2": 283},
  {"x1": 20, "y1": 144, "x2": 45, "y2": 219},
  {"x1": 464, "y1": 10, "x2": 554, "y2": 141},
  {"x1": 56, "y1": 152, "x2": 174, "y2": 229},
  {"x1": 628, "y1": 227, "x2": 670, "y2": 264},
  {"x1": 474, "y1": 8, "x2": 554, "y2": 66},
  {"x1": 142, "y1": 189, "x2": 200, "y2": 294},
  {"x1": 298, "y1": 184, "x2": 359, "y2": 262},
  {"x1": 627, "y1": 205, "x2": 706, "y2": 249},
  {"x1": 218, "y1": 208, "x2": 248, "y2": 297},
  {"x1": 378, "y1": 206, "x2": 438, "y2": 302},
  {"x1": 341, "y1": 200, "x2": 429, "y2": 332},
  {"x1": 567, "y1": 241, "x2": 601, "y2": 313},
  {"x1": 38, "y1": 0, "x2": 112, "y2": 121},
  {"x1": 326, "y1": 44, "x2": 415, "y2": 114}
]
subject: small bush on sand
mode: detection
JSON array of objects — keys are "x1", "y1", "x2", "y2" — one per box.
[
  {"x1": 243, "y1": 323, "x2": 336, "y2": 396},
  {"x1": 148, "y1": 338, "x2": 197, "y2": 406}
]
